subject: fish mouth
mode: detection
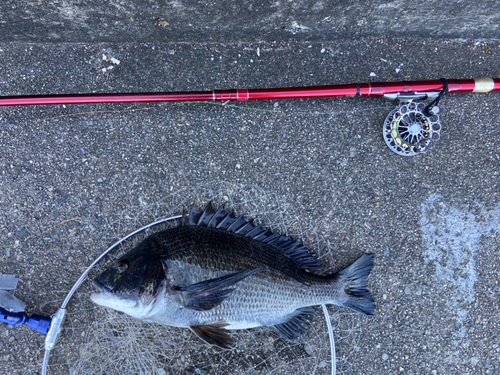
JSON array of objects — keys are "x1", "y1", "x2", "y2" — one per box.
[{"x1": 92, "y1": 278, "x2": 112, "y2": 295}]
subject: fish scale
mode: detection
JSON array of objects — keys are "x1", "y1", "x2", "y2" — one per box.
[
  {"x1": 156, "y1": 225, "x2": 311, "y2": 283},
  {"x1": 91, "y1": 203, "x2": 375, "y2": 349}
]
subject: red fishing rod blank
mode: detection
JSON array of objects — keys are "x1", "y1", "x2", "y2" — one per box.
[{"x1": 0, "y1": 78, "x2": 499, "y2": 107}]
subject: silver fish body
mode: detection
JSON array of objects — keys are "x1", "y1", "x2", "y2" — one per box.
[{"x1": 91, "y1": 203, "x2": 375, "y2": 348}]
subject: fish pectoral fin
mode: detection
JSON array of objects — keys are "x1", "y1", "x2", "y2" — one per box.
[
  {"x1": 190, "y1": 323, "x2": 235, "y2": 349},
  {"x1": 268, "y1": 307, "x2": 316, "y2": 341},
  {"x1": 175, "y1": 268, "x2": 265, "y2": 311}
]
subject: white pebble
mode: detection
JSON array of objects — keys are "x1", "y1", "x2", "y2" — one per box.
[{"x1": 303, "y1": 343, "x2": 314, "y2": 356}]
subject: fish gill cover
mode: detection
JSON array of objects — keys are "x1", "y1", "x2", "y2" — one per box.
[{"x1": 42, "y1": 183, "x2": 370, "y2": 375}]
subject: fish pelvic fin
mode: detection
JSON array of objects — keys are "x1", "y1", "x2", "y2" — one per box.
[
  {"x1": 190, "y1": 322, "x2": 235, "y2": 349},
  {"x1": 175, "y1": 268, "x2": 265, "y2": 311},
  {"x1": 334, "y1": 253, "x2": 375, "y2": 315},
  {"x1": 268, "y1": 307, "x2": 316, "y2": 341}
]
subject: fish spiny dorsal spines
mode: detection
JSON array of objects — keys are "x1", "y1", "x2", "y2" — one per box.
[
  {"x1": 188, "y1": 204, "x2": 203, "y2": 226},
  {"x1": 197, "y1": 201, "x2": 216, "y2": 226},
  {"x1": 215, "y1": 210, "x2": 237, "y2": 229},
  {"x1": 252, "y1": 229, "x2": 274, "y2": 241},
  {"x1": 234, "y1": 219, "x2": 255, "y2": 235},
  {"x1": 207, "y1": 204, "x2": 226, "y2": 227},
  {"x1": 180, "y1": 205, "x2": 199, "y2": 226},
  {"x1": 185, "y1": 203, "x2": 325, "y2": 272},
  {"x1": 259, "y1": 232, "x2": 281, "y2": 244},
  {"x1": 245, "y1": 225, "x2": 267, "y2": 238},
  {"x1": 226, "y1": 215, "x2": 248, "y2": 233},
  {"x1": 180, "y1": 207, "x2": 188, "y2": 226}
]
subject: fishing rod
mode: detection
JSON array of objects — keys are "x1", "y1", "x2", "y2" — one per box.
[{"x1": 2, "y1": 77, "x2": 499, "y2": 156}]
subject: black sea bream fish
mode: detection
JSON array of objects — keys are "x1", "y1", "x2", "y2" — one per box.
[{"x1": 91, "y1": 203, "x2": 375, "y2": 348}]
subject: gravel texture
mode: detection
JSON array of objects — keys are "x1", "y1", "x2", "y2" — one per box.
[{"x1": 0, "y1": 15, "x2": 500, "y2": 375}]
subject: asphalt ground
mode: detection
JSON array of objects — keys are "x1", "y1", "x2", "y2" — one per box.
[
  {"x1": 1, "y1": 0, "x2": 499, "y2": 42},
  {"x1": 1, "y1": 36, "x2": 499, "y2": 374}
]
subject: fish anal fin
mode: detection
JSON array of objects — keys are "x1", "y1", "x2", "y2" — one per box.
[
  {"x1": 268, "y1": 307, "x2": 315, "y2": 341},
  {"x1": 175, "y1": 268, "x2": 265, "y2": 311},
  {"x1": 190, "y1": 323, "x2": 235, "y2": 349}
]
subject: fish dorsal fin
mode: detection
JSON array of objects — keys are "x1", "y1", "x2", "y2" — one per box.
[
  {"x1": 268, "y1": 307, "x2": 316, "y2": 341},
  {"x1": 185, "y1": 202, "x2": 324, "y2": 272},
  {"x1": 183, "y1": 204, "x2": 203, "y2": 226},
  {"x1": 190, "y1": 322, "x2": 235, "y2": 349},
  {"x1": 197, "y1": 201, "x2": 216, "y2": 226},
  {"x1": 174, "y1": 268, "x2": 265, "y2": 311}
]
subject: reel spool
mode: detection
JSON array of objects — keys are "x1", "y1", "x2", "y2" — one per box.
[{"x1": 383, "y1": 101, "x2": 442, "y2": 156}]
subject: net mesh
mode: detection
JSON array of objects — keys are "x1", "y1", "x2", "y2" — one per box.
[{"x1": 42, "y1": 182, "x2": 365, "y2": 375}]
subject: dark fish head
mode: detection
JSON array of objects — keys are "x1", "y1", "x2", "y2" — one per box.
[{"x1": 90, "y1": 243, "x2": 165, "y2": 318}]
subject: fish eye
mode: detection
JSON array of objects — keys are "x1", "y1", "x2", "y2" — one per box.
[{"x1": 116, "y1": 260, "x2": 129, "y2": 273}]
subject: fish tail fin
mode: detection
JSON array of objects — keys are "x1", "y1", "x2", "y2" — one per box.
[{"x1": 332, "y1": 253, "x2": 375, "y2": 315}]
